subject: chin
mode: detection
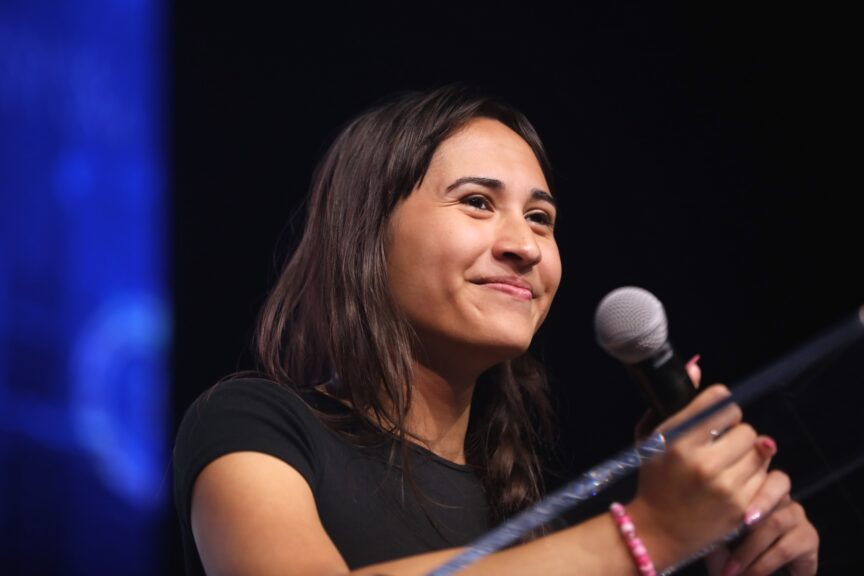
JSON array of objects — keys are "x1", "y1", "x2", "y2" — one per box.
[
  {"x1": 470, "y1": 337, "x2": 534, "y2": 365},
  {"x1": 411, "y1": 319, "x2": 536, "y2": 373}
]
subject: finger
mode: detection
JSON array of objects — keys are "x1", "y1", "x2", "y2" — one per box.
[
  {"x1": 702, "y1": 437, "x2": 771, "y2": 516},
  {"x1": 738, "y1": 504, "x2": 819, "y2": 576},
  {"x1": 719, "y1": 434, "x2": 777, "y2": 489},
  {"x1": 753, "y1": 436, "x2": 778, "y2": 460},
  {"x1": 735, "y1": 455, "x2": 787, "y2": 520},
  {"x1": 686, "y1": 354, "x2": 702, "y2": 388},
  {"x1": 657, "y1": 384, "x2": 737, "y2": 431},
  {"x1": 703, "y1": 424, "x2": 764, "y2": 478},
  {"x1": 742, "y1": 470, "x2": 791, "y2": 528},
  {"x1": 722, "y1": 500, "x2": 795, "y2": 575},
  {"x1": 749, "y1": 538, "x2": 819, "y2": 576},
  {"x1": 659, "y1": 385, "x2": 742, "y2": 450}
]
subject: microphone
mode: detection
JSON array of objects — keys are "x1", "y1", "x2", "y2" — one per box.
[{"x1": 594, "y1": 286, "x2": 697, "y2": 420}]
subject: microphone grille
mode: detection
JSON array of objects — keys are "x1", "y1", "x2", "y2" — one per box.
[{"x1": 594, "y1": 286, "x2": 669, "y2": 364}]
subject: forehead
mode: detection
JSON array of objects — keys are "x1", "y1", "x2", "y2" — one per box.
[{"x1": 427, "y1": 118, "x2": 547, "y2": 184}]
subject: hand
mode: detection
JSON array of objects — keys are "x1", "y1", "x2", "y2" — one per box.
[
  {"x1": 628, "y1": 359, "x2": 782, "y2": 567},
  {"x1": 703, "y1": 496, "x2": 819, "y2": 576},
  {"x1": 646, "y1": 357, "x2": 820, "y2": 575}
]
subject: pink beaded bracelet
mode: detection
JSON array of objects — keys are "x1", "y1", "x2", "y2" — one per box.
[{"x1": 610, "y1": 502, "x2": 656, "y2": 576}]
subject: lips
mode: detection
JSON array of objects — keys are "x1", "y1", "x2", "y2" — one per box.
[{"x1": 472, "y1": 276, "x2": 536, "y2": 300}]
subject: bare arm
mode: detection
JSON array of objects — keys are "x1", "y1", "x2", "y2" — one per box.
[
  {"x1": 191, "y1": 451, "x2": 644, "y2": 576},
  {"x1": 192, "y1": 452, "x2": 348, "y2": 575},
  {"x1": 192, "y1": 384, "x2": 789, "y2": 576}
]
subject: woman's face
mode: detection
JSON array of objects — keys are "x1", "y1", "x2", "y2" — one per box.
[{"x1": 387, "y1": 118, "x2": 561, "y2": 373}]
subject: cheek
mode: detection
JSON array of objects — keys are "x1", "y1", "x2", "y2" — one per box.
[
  {"x1": 387, "y1": 225, "x2": 492, "y2": 327},
  {"x1": 532, "y1": 246, "x2": 562, "y2": 328},
  {"x1": 543, "y1": 244, "x2": 563, "y2": 296},
  {"x1": 387, "y1": 219, "x2": 458, "y2": 307},
  {"x1": 398, "y1": 217, "x2": 487, "y2": 275}
]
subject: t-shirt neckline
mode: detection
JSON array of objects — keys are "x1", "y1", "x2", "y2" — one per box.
[{"x1": 306, "y1": 386, "x2": 478, "y2": 474}]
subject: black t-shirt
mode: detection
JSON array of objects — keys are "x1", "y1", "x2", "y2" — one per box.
[{"x1": 173, "y1": 378, "x2": 491, "y2": 574}]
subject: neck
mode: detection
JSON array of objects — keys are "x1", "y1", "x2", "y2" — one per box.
[{"x1": 405, "y1": 361, "x2": 477, "y2": 465}]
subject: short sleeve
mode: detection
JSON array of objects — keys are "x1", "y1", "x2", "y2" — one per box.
[{"x1": 172, "y1": 378, "x2": 322, "y2": 530}]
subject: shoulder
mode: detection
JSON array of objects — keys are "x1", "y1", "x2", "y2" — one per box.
[
  {"x1": 173, "y1": 377, "x2": 337, "y2": 527},
  {"x1": 175, "y1": 378, "x2": 322, "y2": 454},
  {"x1": 180, "y1": 377, "x2": 316, "y2": 427}
]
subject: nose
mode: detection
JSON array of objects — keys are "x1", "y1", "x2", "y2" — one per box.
[{"x1": 492, "y1": 216, "x2": 542, "y2": 268}]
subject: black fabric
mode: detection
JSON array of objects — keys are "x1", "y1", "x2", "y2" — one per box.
[{"x1": 173, "y1": 378, "x2": 491, "y2": 574}]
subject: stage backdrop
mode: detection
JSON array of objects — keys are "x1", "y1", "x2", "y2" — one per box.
[{"x1": 0, "y1": 1, "x2": 169, "y2": 574}]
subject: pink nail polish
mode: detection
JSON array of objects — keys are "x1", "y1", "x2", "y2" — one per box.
[
  {"x1": 685, "y1": 354, "x2": 701, "y2": 369},
  {"x1": 744, "y1": 506, "x2": 763, "y2": 526},
  {"x1": 758, "y1": 437, "x2": 777, "y2": 455}
]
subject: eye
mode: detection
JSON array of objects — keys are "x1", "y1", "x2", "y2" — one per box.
[
  {"x1": 527, "y1": 210, "x2": 555, "y2": 228},
  {"x1": 461, "y1": 195, "x2": 492, "y2": 211}
]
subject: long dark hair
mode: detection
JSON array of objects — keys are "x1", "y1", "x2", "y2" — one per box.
[{"x1": 255, "y1": 84, "x2": 556, "y2": 523}]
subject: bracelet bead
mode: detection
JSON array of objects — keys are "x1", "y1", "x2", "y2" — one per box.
[{"x1": 610, "y1": 502, "x2": 656, "y2": 576}]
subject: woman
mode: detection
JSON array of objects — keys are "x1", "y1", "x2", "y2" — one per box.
[{"x1": 174, "y1": 85, "x2": 818, "y2": 575}]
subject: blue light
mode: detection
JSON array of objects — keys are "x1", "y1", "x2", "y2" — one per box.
[
  {"x1": 0, "y1": 0, "x2": 168, "y2": 573},
  {"x1": 71, "y1": 294, "x2": 170, "y2": 509}
]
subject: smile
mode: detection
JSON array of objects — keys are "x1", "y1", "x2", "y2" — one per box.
[
  {"x1": 472, "y1": 277, "x2": 535, "y2": 301},
  {"x1": 481, "y1": 283, "x2": 533, "y2": 301}
]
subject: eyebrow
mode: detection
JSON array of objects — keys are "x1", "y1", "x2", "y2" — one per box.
[{"x1": 445, "y1": 176, "x2": 556, "y2": 207}]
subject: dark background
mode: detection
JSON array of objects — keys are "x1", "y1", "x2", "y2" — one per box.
[{"x1": 172, "y1": 2, "x2": 863, "y2": 573}]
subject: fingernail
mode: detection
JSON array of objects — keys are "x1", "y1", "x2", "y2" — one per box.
[
  {"x1": 685, "y1": 354, "x2": 701, "y2": 369},
  {"x1": 721, "y1": 560, "x2": 742, "y2": 576},
  {"x1": 744, "y1": 506, "x2": 763, "y2": 526},
  {"x1": 758, "y1": 437, "x2": 777, "y2": 456}
]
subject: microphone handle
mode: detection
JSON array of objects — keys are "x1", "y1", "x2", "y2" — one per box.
[{"x1": 626, "y1": 341, "x2": 697, "y2": 420}]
